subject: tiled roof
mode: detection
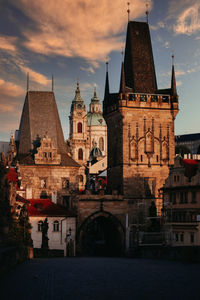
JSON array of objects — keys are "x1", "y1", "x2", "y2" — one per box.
[{"x1": 27, "y1": 199, "x2": 75, "y2": 217}]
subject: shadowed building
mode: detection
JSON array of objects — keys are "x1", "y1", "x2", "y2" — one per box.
[
  {"x1": 16, "y1": 90, "x2": 80, "y2": 207},
  {"x1": 103, "y1": 21, "x2": 179, "y2": 209},
  {"x1": 76, "y1": 19, "x2": 179, "y2": 256}
]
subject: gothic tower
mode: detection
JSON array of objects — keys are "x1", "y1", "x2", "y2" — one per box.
[
  {"x1": 103, "y1": 21, "x2": 179, "y2": 209},
  {"x1": 69, "y1": 82, "x2": 89, "y2": 165}
]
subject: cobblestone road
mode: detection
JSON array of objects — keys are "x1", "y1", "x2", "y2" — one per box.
[{"x1": 0, "y1": 257, "x2": 200, "y2": 300}]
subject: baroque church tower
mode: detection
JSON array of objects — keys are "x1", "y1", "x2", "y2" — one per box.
[
  {"x1": 69, "y1": 82, "x2": 89, "y2": 165},
  {"x1": 103, "y1": 21, "x2": 179, "y2": 209}
]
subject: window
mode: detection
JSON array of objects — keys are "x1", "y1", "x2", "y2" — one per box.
[
  {"x1": 62, "y1": 178, "x2": 69, "y2": 189},
  {"x1": 49, "y1": 152, "x2": 52, "y2": 159},
  {"x1": 78, "y1": 148, "x2": 83, "y2": 160},
  {"x1": 77, "y1": 122, "x2": 82, "y2": 133},
  {"x1": 175, "y1": 233, "x2": 179, "y2": 242},
  {"x1": 99, "y1": 137, "x2": 104, "y2": 151},
  {"x1": 172, "y1": 193, "x2": 176, "y2": 204},
  {"x1": 79, "y1": 175, "x2": 83, "y2": 183},
  {"x1": 180, "y1": 192, "x2": 184, "y2": 204},
  {"x1": 190, "y1": 233, "x2": 194, "y2": 243},
  {"x1": 191, "y1": 191, "x2": 196, "y2": 203},
  {"x1": 180, "y1": 233, "x2": 184, "y2": 242},
  {"x1": 38, "y1": 221, "x2": 43, "y2": 232},
  {"x1": 174, "y1": 175, "x2": 176, "y2": 182},
  {"x1": 53, "y1": 220, "x2": 59, "y2": 232},
  {"x1": 44, "y1": 152, "x2": 47, "y2": 158},
  {"x1": 40, "y1": 179, "x2": 47, "y2": 188},
  {"x1": 184, "y1": 192, "x2": 188, "y2": 203},
  {"x1": 156, "y1": 155, "x2": 159, "y2": 162},
  {"x1": 141, "y1": 155, "x2": 143, "y2": 162}
]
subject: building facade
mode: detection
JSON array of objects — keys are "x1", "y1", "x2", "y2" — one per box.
[
  {"x1": 16, "y1": 91, "x2": 80, "y2": 207},
  {"x1": 162, "y1": 156, "x2": 200, "y2": 246}
]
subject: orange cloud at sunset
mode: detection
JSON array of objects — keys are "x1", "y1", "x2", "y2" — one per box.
[
  {"x1": 14, "y1": 0, "x2": 149, "y2": 63},
  {"x1": 0, "y1": 79, "x2": 24, "y2": 98},
  {"x1": 0, "y1": 36, "x2": 17, "y2": 52},
  {"x1": 20, "y1": 66, "x2": 50, "y2": 86}
]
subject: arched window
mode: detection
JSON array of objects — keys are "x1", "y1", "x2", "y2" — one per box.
[
  {"x1": 77, "y1": 122, "x2": 82, "y2": 133},
  {"x1": 38, "y1": 220, "x2": 43, "y2": 232},
  {"x1": 53, "y1": 220, "x2": 59, "y2": 232},
  {"x1": 79, "y1": 175, "x2": 83, "y2": 183},
  {"x1": 99, "y1": 137, "x2": 104, "y2": 151},
  {"x1": 78, "y1": 148, "x2": 83, "y2": 160}
]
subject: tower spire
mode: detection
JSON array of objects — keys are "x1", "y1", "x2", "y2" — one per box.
[
  {"x1": 146, "y1": 2, "x2": 149, "y2": 23},
  {"x1": 27, "y1": 72, "x2": 29, "y2": 92},
  {"x1": 171, "y1": 54, "x2": 177, "y2": 99},
  {"x1": 127, "y1": 2, "x2": 130, "y2": 22},
  {"x1": 52, "y1": 74, "x2": 54, "y2": 92},
  {"x1": 119, "y1": 51, "x2": 125, "y2": 94},
  {"x1": 104, "y1": 60, "x2": 110, "y2": 100}
]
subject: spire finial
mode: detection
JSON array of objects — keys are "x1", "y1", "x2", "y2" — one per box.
[
  {"x1": 121, "y1": 49, "x2": 124, "y2": 61},
  {"x1": 127, "y1": 2, "x2": 130, "y2": 22},
  {"x1": 172, "y1": 53, "x2": 174, "y2": 66},
  {"x1": 27, "y1": 72, "x2": 29, "y2": 92},
  {"x1": 106, "y1": 57, "x2": 109, "y2": 72},
  {"x1": 94, "y1": 85, "x2": 97, "y2": 97},
  {"x1": 146, "y1": 2, "x2": 149, "y2": 23},
  {"x1": 77, "y1": 78, "x2": 80, "y2": 90},
  {"x1": 52, "y1": 74, "x2": 54, "y2": 92}
]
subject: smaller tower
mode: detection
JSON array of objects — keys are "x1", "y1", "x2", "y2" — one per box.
[
  {"x1": 87, "y1": 88, "x2": 107, "y2": 156},
  {"x1": 69, "y1": 82, "x2": 89, "y2": 164}
]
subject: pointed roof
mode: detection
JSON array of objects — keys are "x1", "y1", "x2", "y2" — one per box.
[
  {"x1": 73, "y1": 81, "x2": 84, "y2": 103},
  {"x1": 91, "y1": 87, "x2": 99, "y2": 102},
  {"x1": 104, "y1": 62, "x2": 110, "y2": 100},
  {"x1": 124, "y1": 21, "x2": 157, "y2": 93},
  {"x1": 171, "y1": 56, "x2": 177, "y2": 97},
  {"x1": 18, "y1": 91, "x2": 79, "y2": 167}
]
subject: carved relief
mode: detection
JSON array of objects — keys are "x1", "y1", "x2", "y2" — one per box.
[{"x1": 34, "y1": 134, "x2": 61, "y2": 165}]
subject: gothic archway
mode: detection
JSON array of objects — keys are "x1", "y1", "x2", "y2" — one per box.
[{"x1": 77, "y1": 211, "x2": 125, "y2": 257}]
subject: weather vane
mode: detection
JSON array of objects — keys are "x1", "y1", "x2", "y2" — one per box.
[{"x1": 127, "y1": 2, "x2": 130, "y2": 22}]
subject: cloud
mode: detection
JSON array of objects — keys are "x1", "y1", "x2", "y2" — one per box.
[
  {"x1": 80, "y1": 66, "x2": 95, "y2": 74},
  {"x1": 173, "y1": 3, "x2": 200, "y2": 35},
  {"x1": 150, "y1": 21, "x2": 165, "y2": 31},
  {"x1": 176, "y1": 80, "x2": 182, "y2": 87},
  {"x1": 0, "y1": 35, "x2": 17, "y2": 52},
  {"x1": 0, "y1": 78, "x2": 24, "y2": 98},
  {"x1": 13, "y1": 0, "x2": 149, "y2": 62},
  {"x1": 20, "y1": 66, "x2": 50, "y2": 85},
  {"x1": 164, "y1": 41, "x2": 170, "y2": 48}
]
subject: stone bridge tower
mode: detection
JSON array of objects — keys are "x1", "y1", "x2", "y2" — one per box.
[{"x1": 103, "y1": 21, "x2": 179, "y2": 209}]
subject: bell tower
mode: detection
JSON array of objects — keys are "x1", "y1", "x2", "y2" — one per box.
[
  {"x1": 69, "y1": 82, "x2": 89, "y2": 164},
  {"x1": 103, "y1": 21, "x2": 179, "y2": 209}
]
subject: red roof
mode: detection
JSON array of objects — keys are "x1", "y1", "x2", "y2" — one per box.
[
  {"x1": 181, "y1": 159, "x2": 198, "y2": 178},
  {"x1": 27, "y1": 199, "x2": 75, "y2": 217},
  {"x1": 7, "y1": 168, "x2": 18, "y2": 182}
]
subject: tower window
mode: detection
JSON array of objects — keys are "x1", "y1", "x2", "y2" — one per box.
[
  {"x1": 99, "y1": 137, "x2": 104, "y2": 151},
  {"x1": 38, "y1": 221, "x2": 43, "y2": 232},
  {"x1": 141, "y1": 155, "x2": 143, "y2": 162},
  {"x1": 78, "y1": 148, "x2": 83, "y2": 160},
  {"x1": 79, "y1": 175, "x2": 83, "y2": 183},
  {"x1": 156, "y1": 155, "x2": 159, "y2": 162},
  {"x1": 77, "y1": 122, "x2": 82, "y2": 133}
]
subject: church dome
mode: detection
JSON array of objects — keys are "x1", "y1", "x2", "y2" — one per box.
[
  {"x1": 87, "y1": 112, "x2": 106, "y2": 126},
  {"x1": 89, "y1": 143, "x2": 103, "y2": 161}
]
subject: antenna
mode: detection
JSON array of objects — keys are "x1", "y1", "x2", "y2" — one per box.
[
  {"x1": 121, "y1": 48, "x2": 124, "y2": 61},
  {"x1": 52, "y1": 74, "x2": 54, "y2": 92},
  {"x1": 27, "y1": 72, "x2": 29, "y2": 92},
  {"x1": 127, "y1": 2, "x2": 130, "y2": 22},
  {"x1": 146, "y1": 2, "x2": 149, "y2": 23},
  {"x1": 106, "y1": 57, "x2": 109, "y2": 72}
]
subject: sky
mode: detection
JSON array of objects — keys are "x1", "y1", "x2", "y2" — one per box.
[{"x1": 0, "y1": 0, "x2": 200, "y2": 141}]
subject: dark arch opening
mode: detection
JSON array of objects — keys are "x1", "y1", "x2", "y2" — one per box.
[{"x1": 78, "y1": 212, "x2": 124, "y2": 257}]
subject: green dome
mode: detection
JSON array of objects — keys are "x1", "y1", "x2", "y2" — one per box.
[
  {"x1": 87, "y1": 112, "x2": 106, "y2": 126},
  {"x1": 89, "y1": 143, "x2": 103, "y2": 161}
]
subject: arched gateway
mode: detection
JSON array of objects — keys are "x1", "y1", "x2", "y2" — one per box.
[{"x1": 77, "y1": 211, "x2": 125, "y2": 256}]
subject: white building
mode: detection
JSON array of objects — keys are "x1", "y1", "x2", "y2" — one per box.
[{"x1": 28, "y1": 199, "x2": 76, "y2": 256}]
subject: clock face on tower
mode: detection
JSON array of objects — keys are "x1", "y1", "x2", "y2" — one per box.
[{"x1": 77, "y1": 112, "x2": 82, "y2": 116}]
